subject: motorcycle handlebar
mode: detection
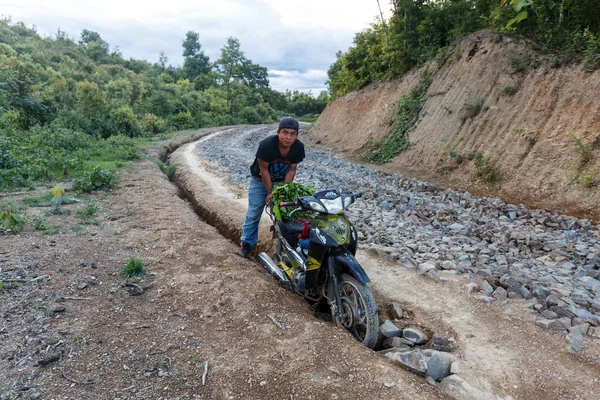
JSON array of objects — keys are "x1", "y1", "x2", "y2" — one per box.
[{"x1": 279, "y1": 201, "x2": 298, "y2": 207}]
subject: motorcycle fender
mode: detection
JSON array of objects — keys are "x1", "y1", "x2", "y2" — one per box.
[{"x1": 333, "y1": 251, "x2": 370, "y2": 284}]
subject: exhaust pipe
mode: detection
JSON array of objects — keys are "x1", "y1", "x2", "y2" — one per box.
[{"x1": 258, "y1": 252, "x2": 289, "y2": 283}]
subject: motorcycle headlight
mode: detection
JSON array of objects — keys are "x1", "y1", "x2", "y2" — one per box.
[
  {"x1": 321, "y1": 197, "x2": 344, "y2": 214},
  {"x1": 308, "y1": 200, "x2": 327, "y2": 213}
]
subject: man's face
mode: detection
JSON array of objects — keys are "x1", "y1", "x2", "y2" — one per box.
[{"x1": 277, "y1": 128, "x2": 298, "y2": 147}]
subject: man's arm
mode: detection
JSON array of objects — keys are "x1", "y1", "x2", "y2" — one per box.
[
  {"x1": 284, "y1": 164, "x2": 297, "y2": 183},
  {"x1": 258, "y1": 159, "x2": 273, "y2": 204}
]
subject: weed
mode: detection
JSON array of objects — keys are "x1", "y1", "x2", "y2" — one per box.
[
  {"x1": 574, "y1": 168, "x2": 596, "y2": 188},
  {"x1": 153, "y1": 158, "x2": 179, "y2": 180},
  {"x1": 364, "y1": 74, "x2": 431, "y2": 164},
  {"x1": 460, "y1": 99, "x2": 484, "y2": 122},
  {"x1": 76, "y1": 202, "x2": 100, "y2": 218},
  {"x1": 47, "y1": 206, "x2": 71, "y2": 216},
  {"x1": 0, "y1": 281, "x2": 4, "y2": 290},
  {"x1": 20, "y1": 193, "x2": 54, "y2": 207},
  {"x1": 45, "y1": 337, "x2": 59, "y2": 345},
  {"x1": 122, "y1": 257, "x2": 147, "y2": 277},
  {"x1": 473, "y1": 152, "x2": 500, "y2": 184},
  {"x1": 500, "y1": 86, "x2": 519, "y2": 97},
  {"x1": 435, "y1": 165, "x2": 449, "y2": 175},
  {"x1": 0, "y1": 207, "x2": 27, "y2": 233},
  {"x1": 569, "y1": 132, "x2": 592, "y2": 167}
]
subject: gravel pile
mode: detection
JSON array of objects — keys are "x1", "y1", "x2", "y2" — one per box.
[{"x1": 197, "y1": 125, "x2": 600, "y2": 349}]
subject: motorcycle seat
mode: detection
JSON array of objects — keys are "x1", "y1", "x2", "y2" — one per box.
[{"x1": 276, "y1": 219, "x2": 305, "y2": 237}]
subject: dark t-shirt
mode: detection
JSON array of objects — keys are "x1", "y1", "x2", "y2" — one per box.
[{"x1": 250, "y1": 135, "x2": 305, "y2": 182}]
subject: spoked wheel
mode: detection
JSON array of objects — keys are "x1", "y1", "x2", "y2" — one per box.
[{"x1": 331, "y1": 273, "x2": 379, "y2": 349}]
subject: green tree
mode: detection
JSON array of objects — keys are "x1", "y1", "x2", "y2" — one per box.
[
  {"x1": 78, "y1": 29, "x2": 110, "y2": 63},
  {"x1": 181, "y1": 31, "x2": 211, "y2": 81}
]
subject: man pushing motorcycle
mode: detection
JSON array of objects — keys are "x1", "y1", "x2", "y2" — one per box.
[{"x1": 236, "y1": 116, "x2": 305, "y2": 259}]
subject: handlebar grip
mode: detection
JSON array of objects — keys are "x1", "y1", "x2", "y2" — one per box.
[{"x1": 279, "y1": 201, "x2": 297, "y2": 207}]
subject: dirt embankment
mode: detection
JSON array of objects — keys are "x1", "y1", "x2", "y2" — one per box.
[{"x1": 310, "y1": 30, "x2": 600, "y2": 222}]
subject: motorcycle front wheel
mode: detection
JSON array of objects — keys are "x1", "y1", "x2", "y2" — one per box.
[{"x1": 331, "y1": 273, "x2": 379, "y2": 349}]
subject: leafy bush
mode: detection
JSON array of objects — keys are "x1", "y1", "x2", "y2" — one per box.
[
  {"x1": 122, "y1": 257, "x2": 146, "y2": 277},
  {"x1": 72, "y1": 166, "x2": 118, "y2": 192},
  {"x1": 76, "y1": 202, "x2": 99, "y2": 218},
  {"x1": 170, "y1": 111, "x2": 193, "y2": 130},
  {"x1": 0, "y1": 207, "x2": 27, "y2": 233},
  {"x1": 473, "y1": 152, "x2": 500, "y2": 184}
]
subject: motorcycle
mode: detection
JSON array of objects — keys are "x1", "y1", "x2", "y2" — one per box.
[{"x1": 257, "y1": 189, "x2": 379, "y2": 348}]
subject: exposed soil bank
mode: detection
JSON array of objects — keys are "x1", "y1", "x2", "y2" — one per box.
[{"x1": 310, "y1": 31, "x2": 600, "y2": 223}]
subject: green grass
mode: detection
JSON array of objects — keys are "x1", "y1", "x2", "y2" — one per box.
[
  {"x1": 364, "y1": 75, "x2": 431, "y2": 164},
  {"x1": 122, "y1": 257, "x2": 147, "y2": 278}
]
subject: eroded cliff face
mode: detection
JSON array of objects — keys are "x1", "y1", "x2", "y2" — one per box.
[{"x1": 310, "y1": 31, "x2": 600, "y2": 222}]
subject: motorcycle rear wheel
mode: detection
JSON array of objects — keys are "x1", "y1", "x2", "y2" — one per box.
[{"x1": 332, "y1": 273, "x2": 379, "y2": 349}]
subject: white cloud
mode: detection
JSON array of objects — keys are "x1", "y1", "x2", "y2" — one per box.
[{"x1": 3, "y1": 0, "x2": 390, "y2": 92}]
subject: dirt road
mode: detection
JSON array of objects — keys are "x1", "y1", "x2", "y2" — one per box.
[{"x1": 1, "y1": 127, "x2": 599, "y2": 400}]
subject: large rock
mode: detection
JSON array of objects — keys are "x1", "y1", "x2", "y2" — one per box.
[
  {"x1": 403, "y1": 328, "x2": 429, "y2": 345},
  {"x1": 439, "y1": 375, "x2": 508, "y2": 400},
  {"x1": 380, "y1": 320, "x2": 403, "y2": 338},
  {"x1": 385, "y1": 349, "x2": 427, "y2": 376},
  {"x1": 422, "y1": 349, "x2": 457, "y2": 381}
]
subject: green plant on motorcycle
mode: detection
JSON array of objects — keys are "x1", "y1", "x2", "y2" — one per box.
[{"x1": 271, "y1": 182, "x2": 315, "y2": 220}]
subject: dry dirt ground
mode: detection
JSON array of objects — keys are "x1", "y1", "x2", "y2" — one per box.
[{"x1": 1, "y1": 127, "x2": 599, "y2": 400}]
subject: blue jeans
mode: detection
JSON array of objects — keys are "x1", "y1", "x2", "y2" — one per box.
[{"x1": 240, "y1": 178, "x2": 269, "y2": 249}]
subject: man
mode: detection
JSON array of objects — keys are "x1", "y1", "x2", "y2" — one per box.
[{"x1": 236, "y1": 116, "x2": 305, "y2": 258}]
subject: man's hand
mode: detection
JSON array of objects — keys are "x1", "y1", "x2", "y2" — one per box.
[{"x1": 265, "y1": 193, "x2": 272, "y2": 205}]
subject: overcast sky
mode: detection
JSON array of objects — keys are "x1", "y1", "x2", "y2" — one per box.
[{"x1": 3, "y1": 0, "x2": 392, "y2": 93}]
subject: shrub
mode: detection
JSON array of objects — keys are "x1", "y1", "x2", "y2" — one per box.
[
  {"x1": 0, "y1": 207, "x2": 27, "y2": 233},
  {"x1": 569, "y1": 132, "x2": 592, "y2": 167},
  {"x1": 460, "y1": 99, "x2": 484, "y2": 122},
  {"x1": 473, "y1": 152, "x2": 500, "y2": 184},
  {"x1": 500, "y1": 86, "x2": 519, "y2": 96},
  {"x1": 72, "y1": 166, "x2": 118, "y2": 192},
  {"x1": 122, "y1": 257, "x2": 146, "y2": 277},
  {"x1": 110, "y1": 105, "x2": 142, "y2": 137},
  {"x1": 170, "y1": 111, "x2": 194, "y2": 130}
]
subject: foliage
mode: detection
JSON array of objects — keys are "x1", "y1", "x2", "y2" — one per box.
[
  {"x1": 460, "y1": 99, "x2": 485, "y2": 122},
  {"x1": 0, "y1": 207, "x2": 27, "y2": 233},
  {"x1": 76, "y1": 202, "x2": 99, "y2": 218},
  {"x1": 473, "y1": 152, "x2": 500, "y2": 184},
  {"x1": 0, "y1": 19, "x2": 327, "y2": 193},
  {"x1": 122, "y1": 257, "x2": 147, "y2": 277},
  {"x1": 271, "y1": 182, "x2": 316, "y2": 221},
  {"x1": 574, "y1": 168, "x2": 596, "y2": 188},
  {"x1": 153, "y1": 158, "x2": 178, "y2": 180},
  {"x1": 0, "y1": 281, "x2": 3, "y2": 290},
  {"x1": 569, "y1": 132, "x2": 592, "y2": 167},
  {"x1": 328, "y1": 0, "x2": 600, "y2": 99},
  {"x1": 364, "y1": 75, "x2": 431, "y2": 164},
  {"x1": 72, "y1": 166, "x2": 118, "y2": 192}
]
